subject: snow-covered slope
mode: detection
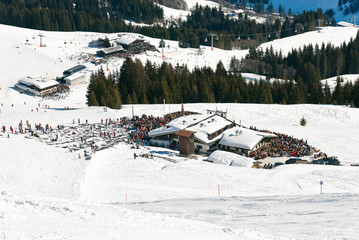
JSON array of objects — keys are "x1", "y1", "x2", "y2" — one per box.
[
  {"x1": 184, "y1": 0, "x2": 219, "y2": 10},
  {"x1": 259, "y1": 26, "x2": 358, "y2": 56},
  {"x1": 321, "y1": 74, "x2": 359, "y2": 90},
  {"x1": 1, "y1": 22, "x2": 359, "y2": 239}
]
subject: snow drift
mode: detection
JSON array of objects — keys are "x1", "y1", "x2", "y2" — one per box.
[{"x1": 208, "y1": 150, "x2": 255, "y2": 167}]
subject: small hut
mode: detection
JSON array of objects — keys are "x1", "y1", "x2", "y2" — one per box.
[{"x1": 176, "y1": 130, "x2": 196, "y2": 156}]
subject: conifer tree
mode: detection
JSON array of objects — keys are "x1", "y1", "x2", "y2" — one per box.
[
  {"x1": 332, "y1": 77, "x2": 343, "y2": 105},
  {"x1": 87, "y1": 91, "x2": 99, "y2": 106}
]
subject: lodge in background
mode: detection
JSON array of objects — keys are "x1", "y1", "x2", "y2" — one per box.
[
  {"x1": 92, "y1": 35, "x2": 157, "y2": 59},
  {"x1": 15, "y1": 76, "x2": 59, "y2": 97}
]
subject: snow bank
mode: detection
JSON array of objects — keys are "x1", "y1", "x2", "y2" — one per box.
[{"x1": 208, "y1": 150, "x2": 255, "y2": 168}]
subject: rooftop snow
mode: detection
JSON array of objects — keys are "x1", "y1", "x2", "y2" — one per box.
[
  {"x1": 64, "y1": 72, "x2": 87, "y2": 81},
  {"x1": 187, "y1": 115, "x2": 232, "y2": 135},
  {"x1": 116, "y1": 35, "x2": 139, "y2": 45},
  {"x1": 148, "y1": 114, "x2": 208, "y2": 137},
  {"x1": 100, "y1": 45, "x2": 124, "y2": 54},
  {"x1": 18, "y1": 76, "x2": 59, "y2": 90},
  {"x1": 219, "y1": 126, "x2": 277, "y2": 150},
  {"x1": 150, "y1": 114, "x2": 234, "y2": 144}
]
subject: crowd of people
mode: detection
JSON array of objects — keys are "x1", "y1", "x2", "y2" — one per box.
[
  {"x1": 248, "y1": 127, "x2": 314, "y2": 160},
  {"x1": 1, "y1": 107, "x2": 324, "y2": 162},
  {"x1": 119, "y1": 111, "x2": 197, "y2": 145}
]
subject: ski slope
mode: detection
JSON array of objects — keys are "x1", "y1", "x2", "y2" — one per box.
[{"x1": 1, "y1": 23, "x2": 359, "y2": 239}]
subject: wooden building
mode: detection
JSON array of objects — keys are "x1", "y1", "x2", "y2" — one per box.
[
  {"x1": 116, "y1": 36, "x2": 156, "y2": 54},
  {"x1": 96, "y1": 45, "x2": 125, "y2": 57},
  {"x1": 176, "y1": 130, "x2": 196, "y2": 156}
]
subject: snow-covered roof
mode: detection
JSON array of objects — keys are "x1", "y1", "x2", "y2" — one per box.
[
  {"x1": 219, "y1": 126, "x2": 277, "y2": 151},
  {"x1": 187, "y1": 115, "x2": 231, "y2": 135},
  {"x1": 148, "y1": 125, "x2": 181, "y2": 137},
  {"x1": 18, "y1": 77, "x2": 59, "y2": 90},
  {"x1": 64, "y1": 72, "x2": 86, "y2": 81},
  {"x1": 116, "y1": 36, "x2": 140, "y2": 45},
  {"x1": 186, "y1": 114, "x2": 234, "y2": 144},
  {"x1": 99, "y1": 45, "x2": 124, "y2": 54},
  {"x1": 149, "y1": 114, "x2": 234, "y2": 144},
  {"x1": 193, "y1": 130, "x2": 223, "y2": 145},
  {"x1": 148, "y1": 114, "x2": 208, "y2": 137}
]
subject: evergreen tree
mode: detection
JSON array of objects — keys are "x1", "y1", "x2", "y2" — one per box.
[
  {"x1": 332, "y1": 77, "x2": 344, "y2": 104},
  {"x1": 300, "y1": 117, "x2": 307, "y2": 126},
  {"x1": 103, "y1": 38, "x2": 111, "y2": 48},
  {"x1": 324, "y1": 81, "x2": 332, "y2": 104},
  {"x1": 87, "y1": 90, "x2": 99, "y2": 106}
]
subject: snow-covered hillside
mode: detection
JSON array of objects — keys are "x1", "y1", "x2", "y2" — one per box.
[
  {"x1": 1, "y1": 102, "x2": 359, "y2": 239},
  {"x1": 1, "y1": 22, "x2": 359, "y2": 239},
  {"x1": 322, "y1": 74, "x2": 359, "y2": 90},
  {"x1": 259, "y1": 26, "x2": 358, "y2": 56},
  {"x1": 0, "y1": 23, "x2": 357, "y2": 94}
]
